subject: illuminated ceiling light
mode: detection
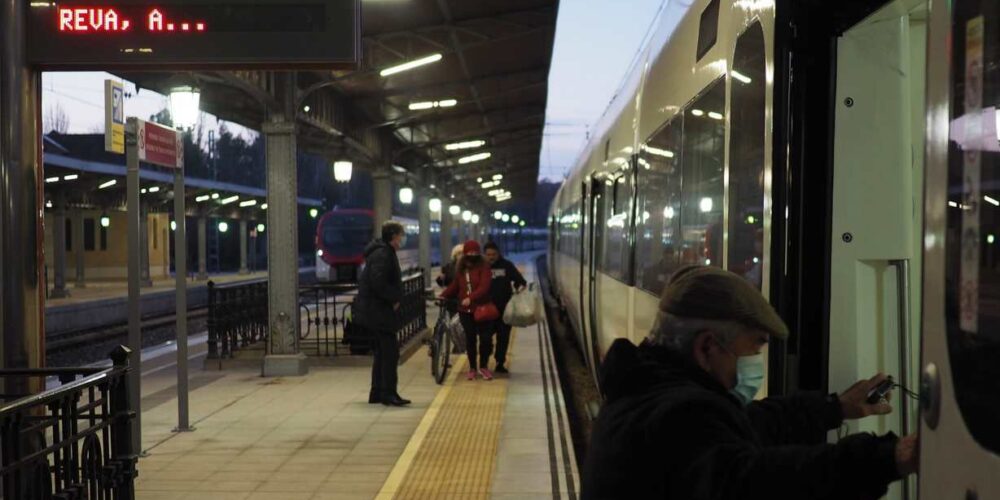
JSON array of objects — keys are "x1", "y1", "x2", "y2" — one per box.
[
  {"x1": 492, "y1": 174, "x2": 503, "y2": 180},
  {"x1": 399, "y1": 187, "x2": 414, "y2": 204},
  {"x1": 239, "y1": 199, "x2": 257, "y2": 207},
  {"x1": 261, "y1": 203, "x2": 268, "y2": 210},
  {"x1": 196, "y1": 195, "x2": 211, "y2": 202},
  {"x1": 731, "y1": 70, "x2": 752, "y2": 84},
  {"x1": 462, "y1": 210, "x2": 472, "y2": 221},
  {"x1": 309, "y1": 208, "x2": 319, "y2": 219},
  {"x1": 494, "y1": 211, "x2": 503, "y2": 220},
  {"x1": 948, "y1": 201, "x2": 959, "y2": 208},
  {"x1": 220, "y1": 195, "x2": 239, "y2": 205},
  {"x1": 100, "y1": 214, "x2": 111, "y2": 228},
  {"x1": 989, "y1": 234, "x2": 996, "y2": 244},
  {"x1": 170, "y1": 220, "x2": 177, "y2": 231},
  {"x1": 691, "y1": 109, "x2": 705, "y2": 117},
  {"x1": 708, "y1": 111, "x2": 724, "y2": 120},
  {"x1": 471, "y1": 214, "x2": 480, "y2": 224},
  {"x1": 445, "y1": 140, "x2": 486, "y2": 151},
  {"x1": 257, "y1": 223, "x2": 265, "y2": 233},
  {"x1": 511, "y1": 215, "x2": 520, "y2": 224},
  {"x1": 438, "y1": 99, "x2": 457, "y2": 107},
  {"x1": 458, "y1": 152, "x2": 491, "y2": 164},
  {"x1": 985, "y1": 195, "x2": 1000, "y2": 207},
  {"x1": 502, "y1": 214, "x2": 510, "y2": 222},
  {"x1": 168, "y1": 85, "x2": 200, "y2": 130},
  {"x1": 45, "y1": 176, "x2": 60, "y2": 183},
  {"x1": 477, "y1": 177, "x2": 483, "y2": 183},
  {"x1": 148, "y1": 186, "x2": 160, "y2": 193},
  {"x1": 481, "y1": 181, "x2": 496, "y2": 189},
  {"x1": 211, "y1": 193, "x2": 220, "y2": 199},
  {"x1": 642, "y1": 144, "x2": 674, "y2": 158},
  {"x1": 63, "y1": 174, "x2": 79, "y2": 181},
  {"x1": 429, "y1": 198, "x2": 442, "y2": 212},
  {"x1": 380, "y1": 53, "x2": 443, "y2": 77},
  {"x1": 747, "y1": 215, "x2": 756, "y2": 224},
  {"x1": 449, "y1": 206, "x2": 462, "y2": 216},
  {"x1": 664, "y1": 206, "x2": 675, "y2": 219},
  {"x1": 409, "y1": 101, "x2": 435, "y2": 111},
  {"x1": 99, "y1": 179, "x2": 117, "y2": 189},
  {"x1": 700, "y1": 197, "x2": 713, "y2": 213},
  {"x1": 218, "y1": 221, "x2": 229, "y2": 233},
  {"x1": 303, "y1": 105, "x2": 311, "y2": 113},
  {"x1": 429, "y1": 183, "x2": 436, "y2": 189},
  {"x1": 45, "y1": 200, "x2": 53, "y2": 208},
  {"x1": 140, "y1": 188, "x2": 147, "y2": 194},
  {"x1": 519, "y1": 221, "x2": 526, "y2": 227},
  {"x1": 333, "y1": 161, "x2": 353, "y2": 183}
]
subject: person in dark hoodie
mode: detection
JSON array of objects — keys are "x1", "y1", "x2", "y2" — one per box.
[
  {"x1": 582, "y1": 265, "x2": 918, "y2": 499},
  {"x1": 355, "y1": 220, "x2": 410, "y2": 407},
  {"x1": 483, "y1": 241, "x2": 527, "y2": 373}
]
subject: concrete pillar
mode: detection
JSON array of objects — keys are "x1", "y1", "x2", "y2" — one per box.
[
  {"x1": 51, "y1": 191, "x2": 70, "y2": 299},
  {"x1": 262, "y1": 76, "x2": 307, "y2": 377},
  {"x1": 372, "y1": 166, "x2": 392, "y2": 238},
  {"x1": 197, "y1": 216, "x2": 208, "y2": 280},
  {"x1": 73, "y1": 210, "x2": 86, "y2": 288},
  {"x1": 417, "y1": 190, "x2": 431, "y2": 285},
  {"x1": 439, "y1": 202, "x2": 452, "y2": 261},
  {"x1": 239, "y1": 219, "x2": 249, "y2": 274},
  {"x1": 140, "y1": 202, "x2": 152, "y2": 287},
  {"x1": 1, "y1": 0, "x2": 45, "y2": 381}
]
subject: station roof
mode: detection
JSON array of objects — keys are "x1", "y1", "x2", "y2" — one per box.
[{"x1": 118, "y1": 0, "x2": 558, "y2": 206}]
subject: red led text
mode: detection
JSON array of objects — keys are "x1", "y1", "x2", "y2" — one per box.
[{"x1": 57, "y1": 7, "x2": 206, "y2": 34}]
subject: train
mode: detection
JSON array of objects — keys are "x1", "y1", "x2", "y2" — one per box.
[{"x1": 546, "y1": 0, "x2": 1000, "y2": 496}]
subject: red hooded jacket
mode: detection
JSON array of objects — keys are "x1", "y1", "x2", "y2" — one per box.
[{"x1": 440, "y1": 259, "x2": 493, "y2": 314}]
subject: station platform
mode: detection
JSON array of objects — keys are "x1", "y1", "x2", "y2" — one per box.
[
  {"x1": 131, "y1": 254, "x2": 579, "y2": 500},
  {"x1": 45, "y1": 270, "x2": 292, "y2": 307}
]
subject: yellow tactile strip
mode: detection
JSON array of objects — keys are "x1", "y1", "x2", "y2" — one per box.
[{"x1": 381, "y1": 333, "x2": 514, "y2": 499}]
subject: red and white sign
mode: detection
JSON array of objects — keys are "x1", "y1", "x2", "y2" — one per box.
[{"x1": 137, "y1": 120, "x2": 183, "y2": 169}]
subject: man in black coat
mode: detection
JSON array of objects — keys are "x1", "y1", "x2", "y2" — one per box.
[
  {"x1": 582, "y1": 265, "x2": 918, "y2": 499},
  {"x1": 355, "y1": 220, "x2": 410, "y2": 407},
  {"x1": 484, "y1": 242, "x2": 527, "y2": 373}
]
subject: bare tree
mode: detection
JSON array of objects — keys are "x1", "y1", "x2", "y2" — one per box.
[{"x1": 44, "y1": 103, "x2": 71, "y2": 134}]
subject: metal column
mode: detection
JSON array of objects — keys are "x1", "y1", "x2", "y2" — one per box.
[
  {"x1": 262, "y1": 74, "x2": 306, "y2": 377},
  {"x1": 73, "y1": 210, "x2": 86, "y2": 288},
  {"x1": 173, "y1": 168, "x2": 192, "y2": 432},
  {"x1": 417, "y1": 189, "x2": 431, "y2": 284},
  {"x1": 125, "y1": 119, "x2": 143, "y2": 454},
  {"x1": 51, "y1": 190, "x2": 70, "y2": 299},
  {"x1": 140, "y1": 201, "x2": 152, "y2": 286},
  {"x1": 197, "y1": 215, "x2": 207, "y2": 280},
  {"x1": 239, "y1": 219, "x2": 248, "y2": 274},
  {"x1": 372, "y1": 166, "x2": 392, "y2": 237},
  {"x1": 0, "y1": 0, "x2": 43, "y2": 395}
]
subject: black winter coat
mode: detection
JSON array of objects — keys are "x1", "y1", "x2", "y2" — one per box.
[
  {"x1": 489, "y1": 257, "x2": 527, "y2": 311},
  {"x1": 354, "y1": 240, "x2": 403, "y2": 333},
  {"x1": 581, "y1": 339, "x2": 901, "y2": 500}
]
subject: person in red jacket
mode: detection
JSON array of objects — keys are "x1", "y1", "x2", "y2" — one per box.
[{"x1": 440, "y1": 240, "x2": 497, "y2": 380}]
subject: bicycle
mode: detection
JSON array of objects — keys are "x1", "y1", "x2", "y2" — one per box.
[{"x1": 427, "y1": 297, "x2": 457, "y2": 384}]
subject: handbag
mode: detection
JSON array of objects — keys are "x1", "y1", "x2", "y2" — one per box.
[{"x1": 465, "y1": 270, "x2": 500, "y2": 323}]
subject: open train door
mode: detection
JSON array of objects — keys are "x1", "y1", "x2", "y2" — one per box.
[{"x1": 919, "y1": 1, "x2": 1000, "y2": 497}]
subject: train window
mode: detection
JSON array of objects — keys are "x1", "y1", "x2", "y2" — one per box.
[
  {"x1": 945, "y1": 0, "x2": 1000, "y2": 453},
  {"x1": 602, "y1": 166, "x2": 633, "y2": 282},
  {"x1": 636, "y1": 118, "x2": 682, "y2": 297},
  {"x1": 697, "y1": 0, "x2": 720, "y2": 61},
  {"x1": 727, "y1": 22, "x2": 766, "y2": 289},
  {"x1": 680, "y1": 80, "x2": 726, "y2": 269}
]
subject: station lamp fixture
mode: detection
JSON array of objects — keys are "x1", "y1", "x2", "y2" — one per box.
[
  {"x1": 45, "y1": 176, "x2": 60, "y2": 183},
  {"x1": 218, "y1": 221, "x2": 229, "y2": 233},
  {"x1": 309, "y1": 208, "x2": 320, "y2": 219},
  {"x1": 408, "y1": 99, "x2": 457, "y2": 111},
  {"x1": 477, "y1": 177, "x2": 483, "y2": 183},
  {"x1": 492, "y1": 174, "x2": 503, "y2": 180},
  {"x1": 429, "y1": 198, "x2": 442, "y2": 212},
  {"x1": 458, "y1": 152, "x2": 491, "y2": 165},
  {"x1": 257, "y1": 223, "x2": 266, "y2": 233},
  {"x1": 168, "y1": 85, "x2": 201, "y2": 130},
  {"x1": 502, "y1": 214, "x2": 510, "y2": 223},
  {"x1": 45, "y1": 199, "x2": 53, "y2": 209},
  {"x1": 195, "y1": 194, "x2": 211, "y2": 202},
  {"x1": 511, "y1": 215, "x2": 520, "y2": 224},
  {"x1": 100, "y1": 213, "x2": 111, "y2": 228},
  {"x1": 380, "y1": 53, "x2": 443, "y2": 77},
  {"x1": 63, "y1": 174, "x2": 79, "y2": 181},
  {"x1": 472, "y1": 214, "x2": 480, "y2": 224},
  {"x1": 664, "y1": 206, "x2": 676, "y2": 219},
  {"x1": 211, "y1": 193, "x2": 220, "y2": 200},
  {"x1": 520, "y1": 221, "x2": 526, "y2": 227},
  {"x1": 731, "y1": 70, "x2": 752, "y2": 84},
  {"x1": 699, "y1": 197, "x2": 713, "y2": 213},
  {"x1": 462, "y1": 210, "x2": 472, "y2": 222},
  {"x1": 170, "y1": 220, "x2": 177, "y2": 231},
  {"x1": 261, "y1": 203, "x2": 268, "y2": 210},
  {"x1": 333, "y1": 161, "x2": 353, "y2": 183},
  {"x1": 303, "y1": 105, "x2": 311, "y2": 113},
  {"x1": 708, "y1": 111, "x2": 724, "y2": 121},
  {"x1": 399, "y1": 187, "x2": 414, "y2": 205},
  {"x1": 99, "y1": 179, "x2": 117, "y2": 189},
  {"x1": 220, "y1": 195, "x2": 239, "y2": 205},
  {"x1": 239, "y1": 200, "x2": 257, "y2": 207},
  {"x1": 449, "y1": 205, "x2": 461, "y2": 216},
  {"x1": 494, "y1": 211, "x2": 503, "y2": 220},
  {"x1": 148, "y1": 186, "x2": 160, "y2": 193},
  {"x1": 445, "y1": 140, "x2": 485, "y2": 151}
]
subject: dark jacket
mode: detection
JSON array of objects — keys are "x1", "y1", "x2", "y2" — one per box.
[
  {"x1": 440, "y1": 260, "x2": 492, "y2": 314},
  {"x1": 354, "y1": 240, "x2": 403, "y2": 333},
  {"x1": 582, "y1": 339, "x2": 901, "y2": 500},
  {"x1": 436, "y1": 261, "x2": 459, "y2": 315},
  {"x1": 488, "y1": 257, "x2": 527, "y2": 311}
]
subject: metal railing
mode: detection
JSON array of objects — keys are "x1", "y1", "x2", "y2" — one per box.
[
  {"x1": 0, "y1": 345, "x2": 137, "y2": 499},
  {"x1": 206, "y1": 273, "x2": 428, "y2": 360}
]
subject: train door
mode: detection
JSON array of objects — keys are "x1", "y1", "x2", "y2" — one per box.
[
  {"x1": 827, "y1": 2, "x2": 928, "y2": 499},
  {"x1": 586, "y1": 175, "x2": 606, "y2": 380},
  {"x1": 578, "y1": 182, "x2": 594, "y2": 374},
  {"x1": 919, "y1": 0, "x2": 1000, "y2": 496}
]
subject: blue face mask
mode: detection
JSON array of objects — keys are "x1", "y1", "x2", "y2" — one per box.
[{"x1": 729, "y1": 353, "x2": 765, "y2": 406}]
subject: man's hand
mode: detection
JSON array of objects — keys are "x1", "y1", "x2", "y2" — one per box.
[
  {"x1": 393, "y1": 302, "x2": 400, "y2": 311},
  {"x1": 895, "y1": 433, "x2": 919, "y2": 476},
  {"x1": 461, "y1": 298, "x2": 471, "y2": 307},
  {"x1": 838, "y1": 373, "x2": 893, "y2": 419}
]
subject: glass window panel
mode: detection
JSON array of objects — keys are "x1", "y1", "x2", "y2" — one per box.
[
  {"x1": 83, "y1": 218, "x2": 96, "y2": 251},
  {"x1": 637, "y1": 118, "x2": 683, "y2": 296},
  {"x1": 727, "y1": 23, "x2": 767, "y2": 289},
  {"x1": 602, "y1": 171, "x2": 632, "y2": 282},
  {"x1": 680, "y1": 80, "x2": 726, "y2": 268}
]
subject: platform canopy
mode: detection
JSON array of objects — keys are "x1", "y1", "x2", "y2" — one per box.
[{"x1": 119, "y1": 0, "x2": 558, "y2": 205}]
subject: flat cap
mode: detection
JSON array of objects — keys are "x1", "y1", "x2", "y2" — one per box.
[{"x1": 659, "y1": 265, "x2": 789, "y2": 339}]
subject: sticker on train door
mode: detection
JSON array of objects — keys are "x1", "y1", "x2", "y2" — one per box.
[{"x1": 960, "y1": 16, "x2": 984, "y2": 333}]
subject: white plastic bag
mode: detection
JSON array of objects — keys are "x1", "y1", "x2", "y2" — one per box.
[
  {"x1": 503, "y1": 284, "x2": 541, "y2": 327},
  {"x1": 448, "y1": 314, "x2": 466, "y2": 353}
]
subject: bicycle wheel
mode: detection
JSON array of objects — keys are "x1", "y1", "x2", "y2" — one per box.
[{"x1": 433, "y1": 324, "x2": 450, "y2": 384}]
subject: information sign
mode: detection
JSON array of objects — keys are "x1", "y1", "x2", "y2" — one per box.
[
  {"x1": 136, "y1": 120, "x2": 183, "y2": 169},
  {"x1": 104, "y1": 79, "x2": 125, "y2": 154}
]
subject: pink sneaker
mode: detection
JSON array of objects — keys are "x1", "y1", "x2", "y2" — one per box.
[
  {"x1": 479, "y1": 368, "x2": 494, "y2": 381},
  {"x1": 467, "y1": 370, "x2": 477, "y2": 380}
]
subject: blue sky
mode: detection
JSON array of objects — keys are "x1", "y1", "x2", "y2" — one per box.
[
  {"x1": 539, "y1": 0, "x2": 665, "y2": 181},
  {"x1": 41, "y1": 0, "x2": 667, "y2": 182}
]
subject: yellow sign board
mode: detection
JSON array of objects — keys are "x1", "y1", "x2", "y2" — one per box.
[{"x1": 104, "y1": 79, "x2": 124, "y2": 154}]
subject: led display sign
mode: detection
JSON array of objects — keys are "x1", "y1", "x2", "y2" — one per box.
[{"x1": 28, "y1": 0, "x2": 360, "y2": 69}]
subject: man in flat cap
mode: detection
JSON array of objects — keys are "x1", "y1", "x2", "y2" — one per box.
[{"x1": 581, "y1": 265, "x2": 918, "y2": 499}]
